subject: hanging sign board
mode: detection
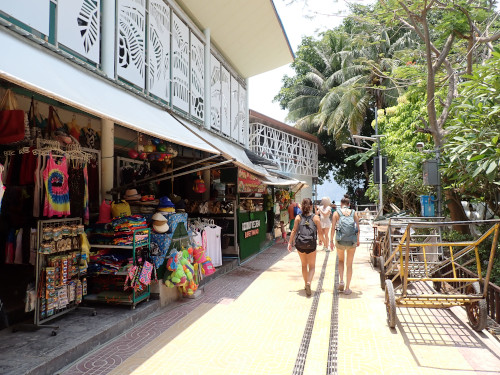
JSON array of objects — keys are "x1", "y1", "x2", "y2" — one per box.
[{"x1": 238, "y1": 168, "x2": 267, "y2": 193}]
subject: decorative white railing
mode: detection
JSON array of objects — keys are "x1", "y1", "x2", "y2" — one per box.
[{"x1": 248, "y1": 122, "x2": 318, "y2": 177}]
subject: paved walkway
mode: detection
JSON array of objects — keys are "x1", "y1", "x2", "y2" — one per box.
[{"x1": 56, "y1": 232, "x2": 500, "y2": 375}]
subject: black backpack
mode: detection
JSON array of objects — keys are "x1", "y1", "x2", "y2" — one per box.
[{"x1": 295, "y1": 214, "x2": 317, "y2": 251}]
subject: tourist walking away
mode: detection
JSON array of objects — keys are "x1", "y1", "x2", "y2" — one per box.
[
  {"x1": 330, "y1": 197, "x2": 360, "y2": 295},
  {"x1": 288, "y1": 198, "x2": 322, "y2": 297},
  {"x1": 287, "y1": 200, "x2": 301, "y2": 234},
  {"x1": 316, "y1": 196, "x2": 332, "y2": 250}
]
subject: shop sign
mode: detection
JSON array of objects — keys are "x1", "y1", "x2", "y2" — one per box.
[
  {"x1": 238, "y1": 168, "x2": 267, "y2": 193},
  {"x1": 244, "y1": 228, "x2": 259, "y2": 238},
  {"x1": 242, "y1": 220, "x2": 260, "y2": 231}
]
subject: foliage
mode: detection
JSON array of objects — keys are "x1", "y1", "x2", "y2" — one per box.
[
  {"x1": 349, "y1": 90, "x2": 432, "y2": 212},
  {"x1": 442, "y1": 48, "x2": 500, "y2": 215}
]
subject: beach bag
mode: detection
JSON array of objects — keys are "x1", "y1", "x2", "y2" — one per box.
[
  {"x1": 111, "y1": 200, "x2": 131, "y2": 218},
  {"x1": 295, "y1": 214, "x2": 317, "y2": 251},
  {"x1": 193, "y1": 177, "x2": 206, "y2": 193},
  {"x1": 0, "y1": 89, "x2": 25, "y2": 144},
  {"x1": 336, "y1": 209, "x2": 357, "y2": 246}
]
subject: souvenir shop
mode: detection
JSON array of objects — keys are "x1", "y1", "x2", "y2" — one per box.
[
  {"x1": 0, "y1": 81, "x2": 229, "y2": 329},
  {"x1": 0, "y1": 83, "x2": 103, "y2": 329},
  {"x1": 0, "y1": 81, "x2": 291, "y2": 332}
]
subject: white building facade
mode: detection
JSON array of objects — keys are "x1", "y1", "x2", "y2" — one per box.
[
  {"x1": 248, "y1": 110, "x2": 324, "y2": 203},
  {"x1": 0, "y1": 0, "x2": 294, "y2": 167}
]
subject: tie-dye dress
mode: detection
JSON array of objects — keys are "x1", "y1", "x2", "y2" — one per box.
[{"x1": 43, "y1": 153, "x2": 70, "y2": 217}]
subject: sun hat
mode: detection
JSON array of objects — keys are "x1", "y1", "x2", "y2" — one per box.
[
  {"x1": 152, "y1": 216, "x2": 169, "y2": 233},
  {"x1": 175, "y1": 199, "x2": 186, "y2": 212},
  {"x1": 123, "y1": 189, "x2": 141, "y2": 201},
  {"x1": 152, "y1": 212, "x2": 167, "y2": 223},
  {"x1": 158, "y1": 196, "x2": 175, "y2": 208}
]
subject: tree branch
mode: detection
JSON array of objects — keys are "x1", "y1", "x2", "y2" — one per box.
[
  {"x1": 477, "y1": 31, "x2": 500, "y2": 43},
  {"x1": 433, "y1": 33, "x2": 455, "y2": 73}
]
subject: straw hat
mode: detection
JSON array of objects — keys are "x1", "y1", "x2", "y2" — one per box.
[{"x1": 123, "y1": 189, "x2": 141, "y2": 201}]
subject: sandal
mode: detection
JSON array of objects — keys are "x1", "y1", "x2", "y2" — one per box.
[
  {"x1": 305, "y1": 283, "x2": 312, "y2": 297},
  {"x1": 338, "y1": 281, "x2": 345, "y2": 292},
  {"x1": 344, "y1": 288, "x2": 352, "y2": 295}
]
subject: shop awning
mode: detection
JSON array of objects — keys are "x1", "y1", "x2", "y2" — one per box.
[
  {"x1": 175, "y1": 117, "x2": 271, "y2": 177},
  {"x1": 0, "y1": 30, "x2": 219, "y2": 155},
  {"x1": 263, "y1": 174, "x2": 300, "y2": 186}
]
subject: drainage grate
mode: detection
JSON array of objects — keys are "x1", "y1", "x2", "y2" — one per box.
[
  {"x1": 292, "y1": 250, "x2": 330, "y2": 375},
  {"x1": 326, "y1": 255, "x2": 339, "y2": 375}
]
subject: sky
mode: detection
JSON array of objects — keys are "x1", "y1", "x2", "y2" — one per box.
[{"x1": 248, "y1": 0, "x2": 375, "y2": 203}]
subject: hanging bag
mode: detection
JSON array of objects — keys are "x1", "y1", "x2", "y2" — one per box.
[
  {"x1": 110, "y1": 199, "x2": 131, "y2": 218},
  {"x1": 28, "y1": 96, "x2": 43, "y2": 139},
  {"x1": 0, "y1": 89, "x2": 25, "y2": 144}
]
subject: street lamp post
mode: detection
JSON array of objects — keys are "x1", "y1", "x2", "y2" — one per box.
[
  {"x1": 349, "y1": 135, "x2": 385, "y2": 215},
  {"x1": 375, "y1": 107, "x2": 383, "y2": 214},
  {"x1": 417, "y1": 142, "x2": 442, "y2": 217}
]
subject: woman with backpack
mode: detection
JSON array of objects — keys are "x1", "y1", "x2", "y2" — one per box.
[
  {"x1": 287, "y1": 198, "x2": 323, "y2": 297},
  {"x1": 329, "y1": 197, "x2": 360, "y2": 295}
]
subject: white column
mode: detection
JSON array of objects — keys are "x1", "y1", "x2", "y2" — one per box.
[
  {"x1": 204, "y1": 28, "x2": 211, "y2": 130},
  {"x1": 245, "y1": 78, "x2": 250, "y2": 148},
  {"x1": 101, "y1": 0, "x2": 116, "y2": 78},
  {"x1": 101, "y1": 119, "x2": 114, "y2": 199}
]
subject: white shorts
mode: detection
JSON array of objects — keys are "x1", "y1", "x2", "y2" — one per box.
[{"x1": 320, "y1": 218, "x2": 331, "y2": 229}]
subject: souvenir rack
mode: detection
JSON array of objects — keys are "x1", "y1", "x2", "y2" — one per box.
[{"x1": 34, "y1": 218, "x2": 95, "y2": 334}]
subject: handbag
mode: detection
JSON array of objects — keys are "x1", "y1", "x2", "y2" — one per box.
[
  {"x1": 0, "y1": 89, "x2": 25, "y2": 144},
  {"x1": 28, "y1": 97, "x2": 43, "y2": 139}
]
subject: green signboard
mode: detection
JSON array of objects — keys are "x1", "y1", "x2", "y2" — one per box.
[{"x1": 238, "y1": 211, "x2": 267, "y2": 259}]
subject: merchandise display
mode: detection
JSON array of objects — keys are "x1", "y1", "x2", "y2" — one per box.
[
  {"x1": 87, "y1": 225, "x2": 152, "y2": 308},
  {"x1": 35, "y1": 218, "x2": 88, "y2": 325}
]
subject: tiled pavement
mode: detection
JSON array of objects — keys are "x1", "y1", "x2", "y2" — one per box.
[{"x1": 2, "y1": 225, "x2": 500, "y2": 375}]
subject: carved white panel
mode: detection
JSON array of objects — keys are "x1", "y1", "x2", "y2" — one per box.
[
  {"x1": 57, "y1": 0, "x2": 100, "y2": 63},
  {"x1": 238, "y1": 84, "x2": 247, "y2": 145},
  {"x1": 0, "y1": 0, "x2": 50, "y2": 35},
  {"x1": 248, "y1": 122, "x2": 318, "y2": 177},
  {"x1": 171, "y1": 13, "x2": 189, "y2": 113},
  {"x1": 190, "y1": 32, "x2": 204, "y2": 121},
  {"x1": 220, "y1": 65, "x2": 231, "y2": 137},
  {"x1": 148, "y1": 0, "x2": 170, "y2": 102},
  {"x1": 210, "y1": 54, "x2": 221, "y2": 131},
  {"x1": 117, "y1": 0, "x2": 146, "y2": 88},
  {"x1": 230, "y1": 75, "x2": 239, "y2": 142}
]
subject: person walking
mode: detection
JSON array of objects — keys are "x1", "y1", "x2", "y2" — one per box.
[
  {"x1": 316, "y1": 197, "x2": 332, "y2": 250},
  {"x1": 288, "y1": 198, "x2": 322, "y2": 297},
  {"x1": 287, "y1": 200, "x2": 301, "y2": 235},
  {"x1": 330, "y1": 197, "x2": 360, "y2": 295}
]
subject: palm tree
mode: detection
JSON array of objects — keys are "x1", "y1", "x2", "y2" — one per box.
[{"x1": 283, "y1": 13, "x2": 417, "y2": 145}]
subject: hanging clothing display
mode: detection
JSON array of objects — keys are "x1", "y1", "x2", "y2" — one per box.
[
  {"x1": 43, "y1": 153, "x2": 70, "y2": 217},
  {"x1": 203, "y1": 225, "x2": 222, "y2": 267},
  {"x1": 0, "y1": 164, "x2": 5, "y2": 211},
  {"x1": 87, "y1": 158, "x2": 99, "y2": 213}
]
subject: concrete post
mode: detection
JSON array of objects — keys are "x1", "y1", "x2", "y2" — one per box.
[
  {"x1": 204, "y1": 28, "x2": 211, "y2": 130},
  {"x1": 245, "y1": 78, "x2": 249, "y2": 148},
  {"x1": 101, "y1": 0, "x2": 116, "y2": 78},
  {"x1": 202, "y1": 169, "x2": 211, "y2": 201},
  {"x1": 101, "y1": 119, "x2": 114, "y2": 199}
]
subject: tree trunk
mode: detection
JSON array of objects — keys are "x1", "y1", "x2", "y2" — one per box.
[{"x1": 444, "y1": 189, "x2": 470, "y2": 234}]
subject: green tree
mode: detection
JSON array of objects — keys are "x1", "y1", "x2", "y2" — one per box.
[
  {"x1": 442, "y1": 48, "x2": 500, "y2": 216},
  {"x1": 378, "y1": 0, "x2": 500, "y2": 221}
]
